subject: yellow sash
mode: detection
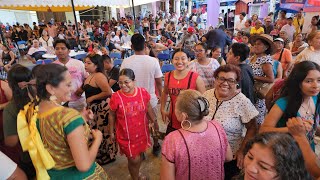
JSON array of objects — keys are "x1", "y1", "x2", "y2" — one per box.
[{"x1": 17, "y1": 102, "x2": 55, "y2": 180}]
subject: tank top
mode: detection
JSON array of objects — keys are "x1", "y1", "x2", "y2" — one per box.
[
  {"x1": 2, "y1": 51, "x2": 12, "y2": 65},
  {"x1": 82, "y1": 75, "x2": 102, "y2": 104},
  {"x1": 165, "y1": 71, "x2": 199, "y2": 129}
]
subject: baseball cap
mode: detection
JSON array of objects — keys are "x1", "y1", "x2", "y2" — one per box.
[
  {"x1": 274, "y1": 38, "x2": 284, "y2": 43},
  {"x1": 187, "y1": 27, "x2": 195, "y2": 33}
]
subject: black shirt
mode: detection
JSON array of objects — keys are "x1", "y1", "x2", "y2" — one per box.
[
  {"x1": 107, "y1": 66, "x2": 120, "y2": 92},
  {"x1": 239, "y1": 64, "x2": 255, "y2": 103}
]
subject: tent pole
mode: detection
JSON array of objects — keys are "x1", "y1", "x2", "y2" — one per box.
[
  {"x1": 71, "y1": 0, "x2": 80, "y2": 47},
  {"x1": 132, "y1": 0, "x2": 136, "y2": 20}
]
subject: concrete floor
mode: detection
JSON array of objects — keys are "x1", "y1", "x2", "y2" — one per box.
[{"x1": 18, "y1": 58, "x2": 320, "y2": 180}]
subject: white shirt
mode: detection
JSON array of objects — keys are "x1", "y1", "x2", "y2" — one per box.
[
  {"x1": 296, "y1": 47, "x2": 320, "y2": 65},
  {"x1": 39, "y1": 36, "x2": 54, "y2": 49},
  {"x1": 0, "y1": 151, "x2": 17, "y2": 179},
  {"x1": 235, "y1": 19, "x2": 246, "y2": 33},
  {"x1": 27, "y1": 46, "x2": 47, "y2": 56},
  {"x1": 120, "y1": 35, "x2": 132, "y2": 45},
  {"x1": 111, "y1": 36, "x2": 121, "y2": 45},
  {"x1": 204, "y1": 89, "x2": 259, "y2": 155},
  {"x1": 281, "y1": 24, "x2": 296, "y2": 42},
  {"x1": 121, "y1": 55, "x2": 163, "y2": 108}
]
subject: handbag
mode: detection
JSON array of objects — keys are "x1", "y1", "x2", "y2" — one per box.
[{"x1": 254, "y1": 81, "x2": 274, "y2": 99}]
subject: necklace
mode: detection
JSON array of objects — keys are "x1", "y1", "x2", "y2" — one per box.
[{"x1": 301, "y1": 98, "x2": 311, "y2": 114}]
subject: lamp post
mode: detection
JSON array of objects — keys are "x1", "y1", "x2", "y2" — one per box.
[
  {"x1": 131, "y1": 0, "x2": 136, "y2": 20},
  {"x1": 71, "y1": 0, "x2": 80, "y2": 48}
]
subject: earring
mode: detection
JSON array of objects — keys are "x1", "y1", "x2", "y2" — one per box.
[
  {"x1": 181, "y1": 120, "x2": 192, "y2": 130},
  {"x1": 49, "y1": 94, "x2": 57, "y2": 102}
]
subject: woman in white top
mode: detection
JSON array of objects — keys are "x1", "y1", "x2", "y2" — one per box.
[
  {"x1": 142, "y1": 17, "x2": 150, "y2": 33},
  {"x1": 289, "y1": 33, "x2": 308, "y2": 56},
  {"x1": 296, "y1": 31, "x2": 320, "y2": 65},
  {"x1": 203, "y1": 64, "x2": 258, "y2": 180},
  {"x1": 38, "y1": 30, "x2": 54, "y2": 52},
  {"x1": 189, "y1": 43, "x2": 220, "y2": 90}
]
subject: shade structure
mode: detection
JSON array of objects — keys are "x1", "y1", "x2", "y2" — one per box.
[
  {"x1": 0, "y1": 5, "x2": 92, "y2": 12},
  {"x1": 0, "y1": 0, "x2": 160, "y2": 9}
]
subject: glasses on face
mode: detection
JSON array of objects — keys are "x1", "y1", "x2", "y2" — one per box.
[
  {"x1": 194, "y1": 49, "x2": 205, "y2": 53},
  {"x1": 216, "y1": 76, "x2": 237, "y2": 85},
  {"x1": 118, "y1": 80, "x2": 132, "y2": 86}
]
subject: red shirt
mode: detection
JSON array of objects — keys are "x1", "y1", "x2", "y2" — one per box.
[{"x1": 165, "y1": 71, "x2": 199, "y2": 129}]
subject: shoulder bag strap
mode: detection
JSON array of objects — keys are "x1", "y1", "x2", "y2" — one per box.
[
  {"x1": 187, "y1": 72, "x2": 194, "y2": 89},
  {"x1": 278, "y1": 48, "x2": 284, "y2": 62},
  {"x1": 209, "y1": 121, "x2": 224, "y2": 178},
  {"x1": 178, "y1": 130, "x2": 191, "y2": 180}
]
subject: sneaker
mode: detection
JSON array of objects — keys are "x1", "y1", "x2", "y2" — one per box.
[{"x1": 152, "y1": 143, "x2": 161, "y2": 156}]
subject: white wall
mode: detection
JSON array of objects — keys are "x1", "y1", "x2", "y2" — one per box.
[
  {"x1": 0, "y1": 9, "x2": 38, "y2": 27},
  {"x1": 302, "y1": 12, "x2": 318, "y2": 34},
  {"x1": 65, "y1": 11, "x2": 80, "y2": 24}
]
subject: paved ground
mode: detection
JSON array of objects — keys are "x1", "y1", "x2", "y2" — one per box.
[{"x1": 18, "y1": 58, "x2": 320, "y2": 180}]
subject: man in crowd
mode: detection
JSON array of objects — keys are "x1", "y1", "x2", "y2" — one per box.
[
  {"x1": 281, "y1": 17, "x2": 296, "y2": 42},
  {"x1": 53, "y1": 39, "x2": 88, "y2": 111}
]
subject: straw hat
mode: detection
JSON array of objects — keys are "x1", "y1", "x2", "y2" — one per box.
[{"x1": 250, "y1": 34, "x2": 276, "y2": 55}]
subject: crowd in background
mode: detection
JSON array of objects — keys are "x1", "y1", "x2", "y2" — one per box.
[{"x1": 0, "y1": 7, "x2": 320, "y2": 180}]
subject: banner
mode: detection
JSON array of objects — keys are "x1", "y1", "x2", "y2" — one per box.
[{"x1": 280, "y1": 0, "x2": 306, "y2": 4}]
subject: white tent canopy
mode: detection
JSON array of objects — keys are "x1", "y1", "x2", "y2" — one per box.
[{"x1": 0, "y1": 0, "x2": 159, "y2": 8}]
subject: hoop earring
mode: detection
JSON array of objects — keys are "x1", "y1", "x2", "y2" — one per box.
[{"x1": 181, "y1": 120, "x2": 192, "y2": 130}]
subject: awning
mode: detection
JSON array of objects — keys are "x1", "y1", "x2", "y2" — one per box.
[
  {"x1": 0, "y1": 0, "x2": 160, "y2": 9},
  {"x1": 0, "y1": 6, "x2": 92, "y2": 12}
]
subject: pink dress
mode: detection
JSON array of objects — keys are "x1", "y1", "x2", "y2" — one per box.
[
  {"x1": 162, "y1": 120, "x2": 228, "y2": 180},
  {"x1": 109, "y1": 87, "x2": 151, "y2": 158}
]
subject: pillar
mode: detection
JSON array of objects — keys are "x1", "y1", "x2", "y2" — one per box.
[
  {"x1": 207, "y1": 0, "x2": 220, "y2": 28},
  {"x1": 165, "y1": 0, "x2": 170, "y2": 14},
  {"x1": 152, "y1": 2, "x2": 157, "y2": 17},
  {"x1": 110, "y1": 7, "x2": 117, "y2": 19},
  {"x1": 188, "y1": 0, "x2": 192, "y2": 15},
  {"x1": 175, "y1": 0, "x2": 181, "y2": 17},
  {"x1": 119, "y1": 8, "x2": 125, "y2": 18}
]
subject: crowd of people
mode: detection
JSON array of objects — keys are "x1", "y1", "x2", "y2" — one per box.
[{"x1": 0, "y1": 7, "x2": 320, "y2": 180}]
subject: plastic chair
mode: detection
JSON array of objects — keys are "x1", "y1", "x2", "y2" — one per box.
[
  {"x1": 110, "y1": 52, "x2": 122, "y2": 59},
  {"x1": 157, "y1": 53, "x2": 170, "y2": 62},
  {"x1": 74, "y1": 53, "x2": 87, "y2": 61},
  {"x1": 17, "y1": 41, "x2": 28, "y2": 52},
  {"x1": 113, "y1": 59, "x2": 122, "y2": 67},
  {"x1": 36, "y1": 60, "x2": 44, "y2": 65},
  {"x1": 161, "y1": 64, "x2": 175, "y2": 73},
  {"x1": 43, "y1": 59, "x2": 53, "y2": 64}
]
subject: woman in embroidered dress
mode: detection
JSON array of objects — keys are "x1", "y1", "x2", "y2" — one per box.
[
  {"x1": 189, "y1": 43, "x2": 220, "y2": 90},
  {"x1": 77, "y1": 53, "x2": 117, "y2": 165},
  {"x1": 26, "y1": 63, "x2": 108, "y2": 179},
  {"x1": 160, "y1": 49, "x2": 206, "y2": 135},
  {"x1": 109, "y1": 68, "x2": 157, "y2": 180},
  {"x1": 203, "y1": 64, "x2": 258, "y2": 180},
  {"x1": 249, "y1": 34, "x2": 275, "y2": 125},
  {"x1": 161, "y1": 89, "x2": 233, "y2": 180},
  {"x1": 260, "y1": 61, "x2": 320, "y2": 151}
]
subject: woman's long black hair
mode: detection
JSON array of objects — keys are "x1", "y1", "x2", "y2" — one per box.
[
  {"x1": 7, "y1": 64, "x2": 34, "y2": 110},
  {"x1": 281, "y1": 61, "x2": 320, "y2": 121}
]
